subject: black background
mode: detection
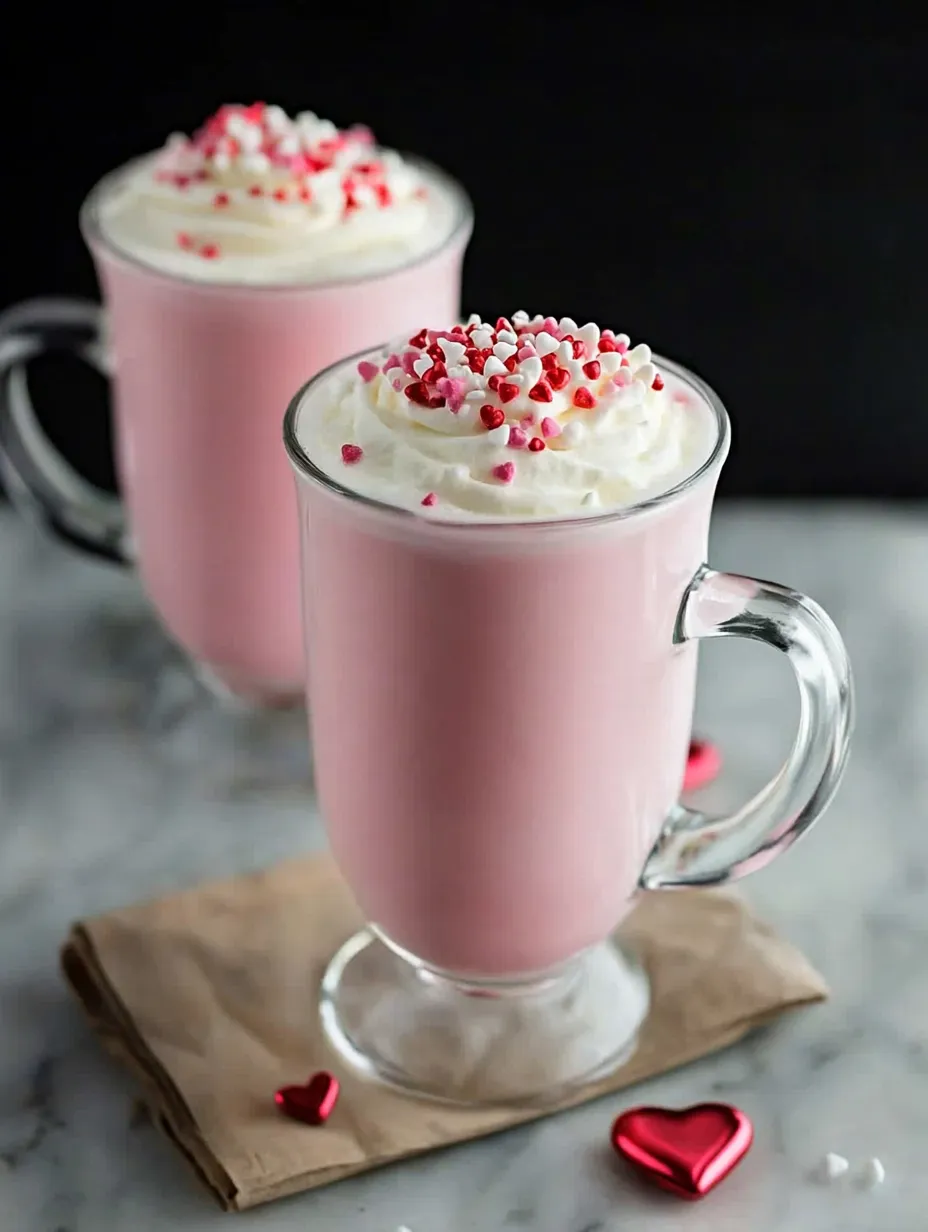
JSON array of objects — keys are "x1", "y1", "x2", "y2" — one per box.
[{"x1": 2, "y1": 10, "x2": 927, "y2": 499}]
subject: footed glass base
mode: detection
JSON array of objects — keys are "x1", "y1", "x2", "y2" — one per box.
[{"x1": 319, "y1": 928, "x2": 650, "y2": 1107}]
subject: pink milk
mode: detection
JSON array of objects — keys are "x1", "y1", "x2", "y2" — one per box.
[
  {"x1": 85, "y1": 177, "x2": 471, "y2": 703},
  {"x1": 291, "y1": 403, "x2": 722, "y2": 978}
]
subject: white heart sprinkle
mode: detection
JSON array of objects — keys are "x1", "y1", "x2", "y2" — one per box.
[
  {"x1": 634, "y1": 362, "x2": 656, "y2": 386},
  {"x1": 567, "y1": 359, "x2": 585, "y2": 382},
  {"x1": 465, "y1": 389, "x2": 486, "y2": 402},
  {"x1": 496, "y1": 330, "x2": 518, "y2": 345},
  {"x1": 511, "y1": 310, "x2": 529, "y2": 325},
  {"x1": 577, "y1": 322, "x2": 600, "y2": 349},
  {"x1": 466, "y1": 313, "x2": 482, "y2": 326},
  {"x1": 627, "y1": 342, "x2": 651, "y2": 369},
  {"x1": 447, "y1": 364, "x2": 469, "y2": 380},
  {"x1": 413, "y1": 357, "x2": 432, "y2": 378},
  {"x1": 519, "y1": 357, "x2": 543, "y2": 388},
  {"x1": 493, "y1": 342, "x2": 517, "y2": 362},
  {"x1": 559, "y1": 316, "x2": 579, "y2": 334},
  {"x1": 615, "y1": 332, "x2": 631, "y2": 349},
  {"x1": 599, "y1": 352, "x2": 622, "y2": 375},
  {"x1": 486, "y1": 424, "x2": 509, "y2": 446},
  {"x1": 857, "y1": 1158, "x2": 886, "y2": 1190},
  {"x1": 471, "y1": 329, "x2": 494, "y2": 349},
  {"x1": 534, "y1": 332, "x2": 559, "y2": 357},
  {"x1": 557, "y1": 339, "x2": 573, "y2": 363},
  {"x1": 483, "y1": 356, "x2": 507, "y2": 377},
  {"x1": 818, "y1": 1153, "x2": 849, "y2": 1183},
  {"x1": 439, "y1": 340, "x2": 467, "y2": 367}
]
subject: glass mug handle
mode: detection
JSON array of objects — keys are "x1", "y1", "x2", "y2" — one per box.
[
  {"x1": 0, "y1": 297, "x2": 128, "y2": 564},
  {"x1": 641, "y1": 565, "x2": 854, "y2": 889}
]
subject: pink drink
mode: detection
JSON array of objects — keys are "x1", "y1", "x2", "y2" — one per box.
[
  {"x1": 300, "y1": 471, "x2": 715, "y2": 975},
  {"x1": 287, "y1": 318, "x2": 851, "y2": 1104},
  {"x1": 89, "y1": 232, "x2": 467, "y2": 699},
  {"x1": 0, "y1": 103, "x2": 470, "y2": 703}
]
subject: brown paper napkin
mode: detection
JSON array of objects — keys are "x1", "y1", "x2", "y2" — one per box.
[{"x1": 61, "y1": 852, "x2": 827, "y2": 1212}]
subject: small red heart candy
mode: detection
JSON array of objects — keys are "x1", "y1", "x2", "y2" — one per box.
[
  {"x1": 497, "y1": 381, "x2": 520, "y2": 403},
  {"x1": 683, "y1": 740, "x2": 722, "y2": 792},
  {"x1": 528, "y1": 380, "x2": 553, "y2": 403},
  {"x1": 547, "y1": 366, "x2": 570, "y2": 390},
  {"x1": 480, "y1": 405, "x2": 506, "y2": 430},
  {"x1": 274, "y1": 1071, "x2": 340, "y2": 1126},
  {"x1": 611, "y1": 1103, "x2": 753, "y2": 1200}
]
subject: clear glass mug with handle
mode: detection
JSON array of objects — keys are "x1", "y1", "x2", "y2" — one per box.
[
  {"x1": 0, "y1": 158, "x2": 472, "y2": 705},
  {"x1": 284, "y1": 348, "x2": 854, "y2": 1107}
]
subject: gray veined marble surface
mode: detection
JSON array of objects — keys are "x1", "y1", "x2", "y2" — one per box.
[{"x1": 0, "y1": 500, "x2": 926, "y2": 1231}]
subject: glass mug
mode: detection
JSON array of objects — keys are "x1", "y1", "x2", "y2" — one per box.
[
  {"x1": 284, "y1": 349, "x2": 854, "y2": 1106},
  {"x1": 0, "y1": 160, "x2": 472, "y2": 705}
]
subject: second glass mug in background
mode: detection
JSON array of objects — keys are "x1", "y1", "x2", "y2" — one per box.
[
  {"x1": 0, "y1": 159, "x2": 472, "y2": 704},
  {"x1": 285, "y1": 350, "x2": 854, "y2": 1106}
]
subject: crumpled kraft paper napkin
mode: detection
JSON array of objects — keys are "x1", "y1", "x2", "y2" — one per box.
[{"x1": 61, "y1": 852, "x2": 827, "y2": 1212}]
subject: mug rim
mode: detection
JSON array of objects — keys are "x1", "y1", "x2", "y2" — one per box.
[
  {"x1": 79, "y1": 151, "x2": 474, "y2": 294},
  {"x1": 283, "y1": 347, "x2": 732, "y2": 531}
]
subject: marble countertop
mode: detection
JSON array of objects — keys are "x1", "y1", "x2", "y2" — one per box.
[{"x1": 0, "y1": 501, "x2": 924, "y2": 1231}]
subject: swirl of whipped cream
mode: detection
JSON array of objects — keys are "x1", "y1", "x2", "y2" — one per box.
[
  {"x1": 95, "y1": 103, "x2": 463, "y2": 284},
  {"x1": 297, "y1": 313, "x2": 718, "y2": 520}
]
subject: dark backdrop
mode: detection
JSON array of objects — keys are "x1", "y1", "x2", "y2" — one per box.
[{"x1": 2, "y1": 11, "x2": 927, "y2": 498}]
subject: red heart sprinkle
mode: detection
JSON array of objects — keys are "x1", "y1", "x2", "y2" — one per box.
[
  {"x1": 652, "y1": 373, "x2": 665, "y2": 391},
  {"x1": 409, "y1": 329, "x2": 429, "y2": 348},
  {"x1": 497, "y1": 382, "x2": 520, "y2": 403},
  {"x1": 425, "y1": 360, "x2": 448, "y2": 382},
  {"x1": 504, "y1": 355, "x2": 519, "y2": 372},
  {"x1": 421, "y1": 491, "x2": 438, "y2": 507},
  {"x1": 572, "y1": 340, "x2": 587, "y2": 359},
  {"x1": 573, "y1": 387, "x2": 596, "y2": 409},
  {"x1": 405, "y1": 381, "x2": 434, "y2": 407},
  {"x1": 427, "y1": 343, "x2": 445, "y2": 361},
  {"x1": 528, "y1": 380, "x2": 553, "y2": 403},
  {"x1": 599, "y1": 337, "x2": 618, "y2": 352},
  {"x1": 275, "y1": 1072, "x2": 340, "y2": 1126},
  {"x1": 480, "y1": 405, "x2": 505, "y2": 430},
  {"x1": 495, "y1": 316, "x2": 513, "y2": 333},
  {"x1": 541, "y1": 353, "x2": 559, "y2": 372},
  {"x1": 487, "y1": 374, "x2": 504, "y2": 392},
  {"x1": 341, "y1": 443, "x2": 363, "y2": 464},
  {"x1": 547, "y1": 367, "x2": 570, "y2": 390},
  {"x1": 466, "y1": 349, "x2": 486, "y2": 374},
  {"x1": 528, "y1": 437, "x2": 546, "y2": 452},
  {"x1": 583, "y1": 360, "x2": 602, "y2": 380},
  {"x1": 213, "y1": 192, "x2": 230, "y2": 208},
  {"x1": 611, "y1": 1103, "x2": 753, "y2": 1200}
]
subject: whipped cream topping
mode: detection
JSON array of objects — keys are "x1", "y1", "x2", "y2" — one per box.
[
  {"x1": 95, "y1": 103, "x2": 463, "y2": 284},
  {"x1": 296, "y1": 313, "x2": 719, "y2": 520}
]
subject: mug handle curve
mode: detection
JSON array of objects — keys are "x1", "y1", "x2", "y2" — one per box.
[
  {"x1": 0, "y1": 297, "x2": 129, "y2": 564},
  {"x1": 640, "y1": 565, "x2": 854, "y2": 890}
]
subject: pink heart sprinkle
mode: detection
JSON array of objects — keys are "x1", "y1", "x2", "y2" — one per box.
[
  {"x1": 615, "y1": 338, "x2": 629, "y2": 354},
  {"x1": 341, "y1": 444, "x2": 363, "y2": 464},
  {"x1": 541, "y1": 416, "x2": 562, "y2": 438},
  {"x1": 492, "y1": 461, "x2": 515, "y2": 484},
  {"x1": 357, "y1": 360, "x2": 379, "y2": 383},
  {"x1": 508, "y1": 425, "x2": 528, "y2": 449},
  {"x1": 516, "y1": 345, "x2": 537, "y2": 362},
  {"x1": 542, "y1": 316, "x2": 560, "y2": 337},
  {"x1": 401, "y1": 350, "x2": 420, "y2": 375},
  {"x1": 437, "y1": 376, "x2": 466, "y2": 412},
  {"x1": 613, "y1": 370, "x2": 632, "y2": 388},
  {"x1": 383, "y1": 352, "x2": 401, "y2": 372}
]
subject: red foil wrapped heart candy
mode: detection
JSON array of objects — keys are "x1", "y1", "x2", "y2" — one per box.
[
  {"x1": 274, "y1": 1071, "x2": 340, "y2": 1126},
  {"x1": 611, "y1": 1102, "x2": 753, "y2": 1200}
]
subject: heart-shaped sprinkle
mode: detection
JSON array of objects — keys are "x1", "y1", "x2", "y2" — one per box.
[
  {"x1": 577, "y1": 322, "x2": 600, "y2": 350},
  {"x1": 483, "y1": 356, "x2": 508, "y2": 378},
  {"x1": 493, "y1": 342, "x2": 518, "y2": 363},
  {"x1": 508, "y1": 425, "x2": 528, "y2": 448},
  {"x1": 341, "y1": 444, "x2": 363, "y2": 464},
  {"x1": 405, "y1": 381, "x2": 434, "y2": 407},
  {"x1": 486, "y1": 424, "x2": 509, "y2": 445},
  {"x1": 409, "y1": 328, "x2": 429, "y2": 348},
  {"x1": 572, "y1": 387, "x2": 596, "y2": 409},
  {"x1": 497, "y1": 381, "x2": 520, "y2": 403},
  {"x1": 611, "y1": 1103, "x2": 753, "y2": 1201},
  {"x1": 557, "y1": 339, "x2": 574, "y2": 364},
  {"x1": 275, "y1": 1071, "x2": 340, "y2": 1126},
  {"x1": 487, "y1": 374, "x2": 504, "y2": 392},
  {"x1": 541, "y1": 416, "x2": 562, "y2": 438},
  {"x1": 421, "y1": 492, "x2": 438, "y2": 507},
  {"x1": 600, "y1": 352, "x2": 623, "y2": 376},
  {"x1": 582, "y1": 359, "x2": 602, "y2": 381},
  {"x1": 412, "y1": 355, "x2": 433, "y2": 378},
  {"x1": 528, "y1": 437, "x2": 546, "y2": 452},
  {"x1": 480, "y1": 405, "x2": 505, "y2": 430},
  {"x1": 533, "y1": 331, "x2": 559, "y2": 357},
  {"x1": 492, "y1": 461, "x2": 515, "y2": 483},
  {"x1": 547, "y1": 366, "x2": 570, "y2": 390},
  {"x1": 652, "y1": 373, "x2": 665, "y2": 391},
  {"x1": 528, "y1": 380, "x2": 553, "y2": 403},
  {"x1": 438, "y1": 339, "x2": 467, "y2": 367}
]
